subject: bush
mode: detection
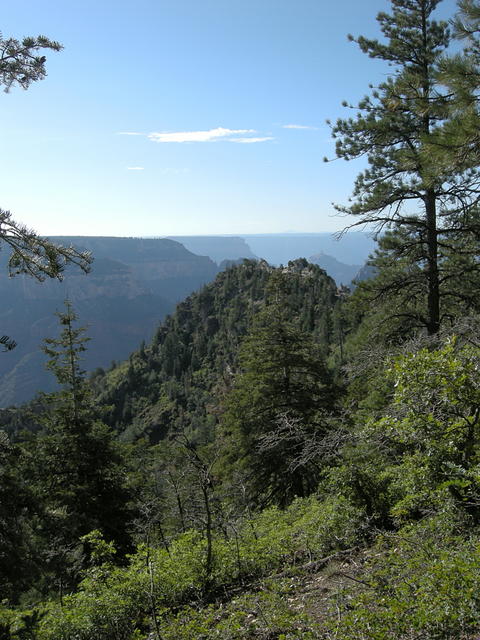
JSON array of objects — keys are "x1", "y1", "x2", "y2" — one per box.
[
  {"x1": 325, "y1": 513, "x2": 480, "y2": 640},
  {"x1": 36, "y1": 495, "x2": 365, "y2": 639}
]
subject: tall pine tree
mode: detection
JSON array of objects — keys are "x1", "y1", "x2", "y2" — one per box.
[
  {"x1": 220, "y1": 274, "x2": 335, "y2": 506},
  {"x1": 329, "y1": 0, "x2": 480, "y2": 335},
  {"x1": 29, "y1": 301, "x2": 133, "y2": 595}
]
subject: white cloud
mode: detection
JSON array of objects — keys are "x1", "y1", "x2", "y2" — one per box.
[
  {"x1": 117, "y1": 131, "x2": 144, "y2": 136},
  {"x1": 282, "y1": 124, "x2": 318, "y2": 130},
  {"x1": 230, "y1": 137, "x2": 275, "y2": 144},
  {"x1": 127, "y1": 166, "x2": 145, "y2": 170},
  {"x1": 147, "y1": 127, "x2": 256, "y2": 143}
]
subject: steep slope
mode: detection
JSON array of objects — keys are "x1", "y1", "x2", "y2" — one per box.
[
  {"x1": 50, "y1": 236, "x2": 219, "y2": 302},
  {"x1": 352, "y1": 262, "x2": 377, "y2": 284},
  {"x1": 0, "y1": 237, "x2": 219, "y2": 406},
  {"x1": 91, "y1": 259, "x2": 338, "y2": 441}
]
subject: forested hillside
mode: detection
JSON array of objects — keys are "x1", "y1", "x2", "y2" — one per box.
[
  {"x1": 0, "y1": 235, "x2": 359, "y2": 406},
  {"x1": 90, "y1": 259, "x2": 338, "y2": 442},
  {"x1": 3, "y1": 0, "x2": 480, "y2": 639}
]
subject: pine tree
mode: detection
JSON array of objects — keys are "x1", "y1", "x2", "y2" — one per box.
[
  {"x1": 220, "y1": 274, "x2": 335, "y2": 506},
  {"x1": 436, "y1": 0, "x2": 480, "y2": 169},
  {"x1": 42, "y1": 300, "x2": 90, "y2": 425},
  {"x1": 0, "y1": 30, "x2": 91, "y2": 349},
  {"x1": 30, "y1": 301, "x2": 133, "y2": 594},
  {"x1": 0, "y1": 32, "x2": 62, "y2": 91},
  {"x1": 329, "y1": 0, "x2": 480, "y2": 335},
  {"x1": 0, "y1": 431, "x2": 36, "y2": 602}
]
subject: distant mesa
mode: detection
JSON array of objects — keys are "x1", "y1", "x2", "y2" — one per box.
[
  {"x1": 237, "y1": 232, "x2": 375, "y2": 267},
  {"x1": 308, "y1": 252, "x2": 361, "y2": 286},
  {"x1": 167, "y1": 236, "x2": 257, "y2": 264},
  {"x1": 167, "y1": 232, "x2": 375, "y2": 270}
]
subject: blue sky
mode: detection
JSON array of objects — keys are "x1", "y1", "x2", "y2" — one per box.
[{"x1": 1, "y1": 0, "x2": 458, "y2": 237}]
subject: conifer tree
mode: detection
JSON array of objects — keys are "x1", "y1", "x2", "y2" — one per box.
[
  {"x1": 31, "y1": 302, "x2": 132, "y2": 593},
  {"x1": 0, "y1": 31, "x2": 62, "y2": 91},
  {"x1": 432, "y1": 1, "x2": 480, "y2": 178},
  {"x1": 0, "y1": 431, "x2": 36, "y2": 602},
  {"x1": 0, "y1": 30, "x2": 91, "y2": 349},
  {"x1": 329, "y1": 0, "x2": 480, "y2": 335},
  {"x1": 221, "y1": 274, "x2": 335, "y2": 506},
  {"x1": 42, "y1": 300, "x2": 90, "y2": 425}
]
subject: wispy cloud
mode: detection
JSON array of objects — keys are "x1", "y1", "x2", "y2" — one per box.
[
  {"x1": 230, "y1": 137, "x2": 274, "y2": 144},
  {"x1": 147, "y1": 127, "x2": 256, "y2": 143},
  {"x1": 118, "y1": 127, "x2": 273, "y2": 145},
  {"x1": 127, "y1": 166, "x2": 145, "y2": 170},
  {"x1": 282, "y1": 124, "x2": 318, "y2": 130}
]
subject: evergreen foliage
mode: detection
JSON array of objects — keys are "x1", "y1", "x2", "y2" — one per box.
[
  {"x1": 0, "y1": 32, "x2": 62, "y2": 91},
  {"x1": 436, "y1": 0, "x2": 480, "y2": 171},
  {"x1": 220, "y1": 271, "x2": 337, "y2": 506},
  {"x1": 329, "y1": 0, "x2": 480, "y2": 335},
  {"x1": 91, "y1": 259, "x2": 338, "y2": 442},
  {"x1": 0, "y1": 30, "x2": 91, "y2": 349},
  {"x1": 23, "y1": 302, "x2": 133, "y2": 596},
  {"x1": 0, "y1": 431, "x2": 35, "y2": 602}
]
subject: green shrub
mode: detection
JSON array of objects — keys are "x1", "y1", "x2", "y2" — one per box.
[
  {"x1": 326, "y1": 513, "x2": 480, "y2": 640},
  {"x1": 36, "y1": 495, "x2": 365, "y2": 639},
  {"x1": 157, "y1": 584, "x2": 319, "y2": 640}
]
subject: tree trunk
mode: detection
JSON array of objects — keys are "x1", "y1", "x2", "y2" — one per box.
[{"x1": 425, "y1": 188, "x2": 440, "y2": 335}]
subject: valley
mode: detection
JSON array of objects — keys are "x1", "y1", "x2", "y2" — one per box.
[{"x1": 0, "y1": 233, "x2": 372, "y2": 406}]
